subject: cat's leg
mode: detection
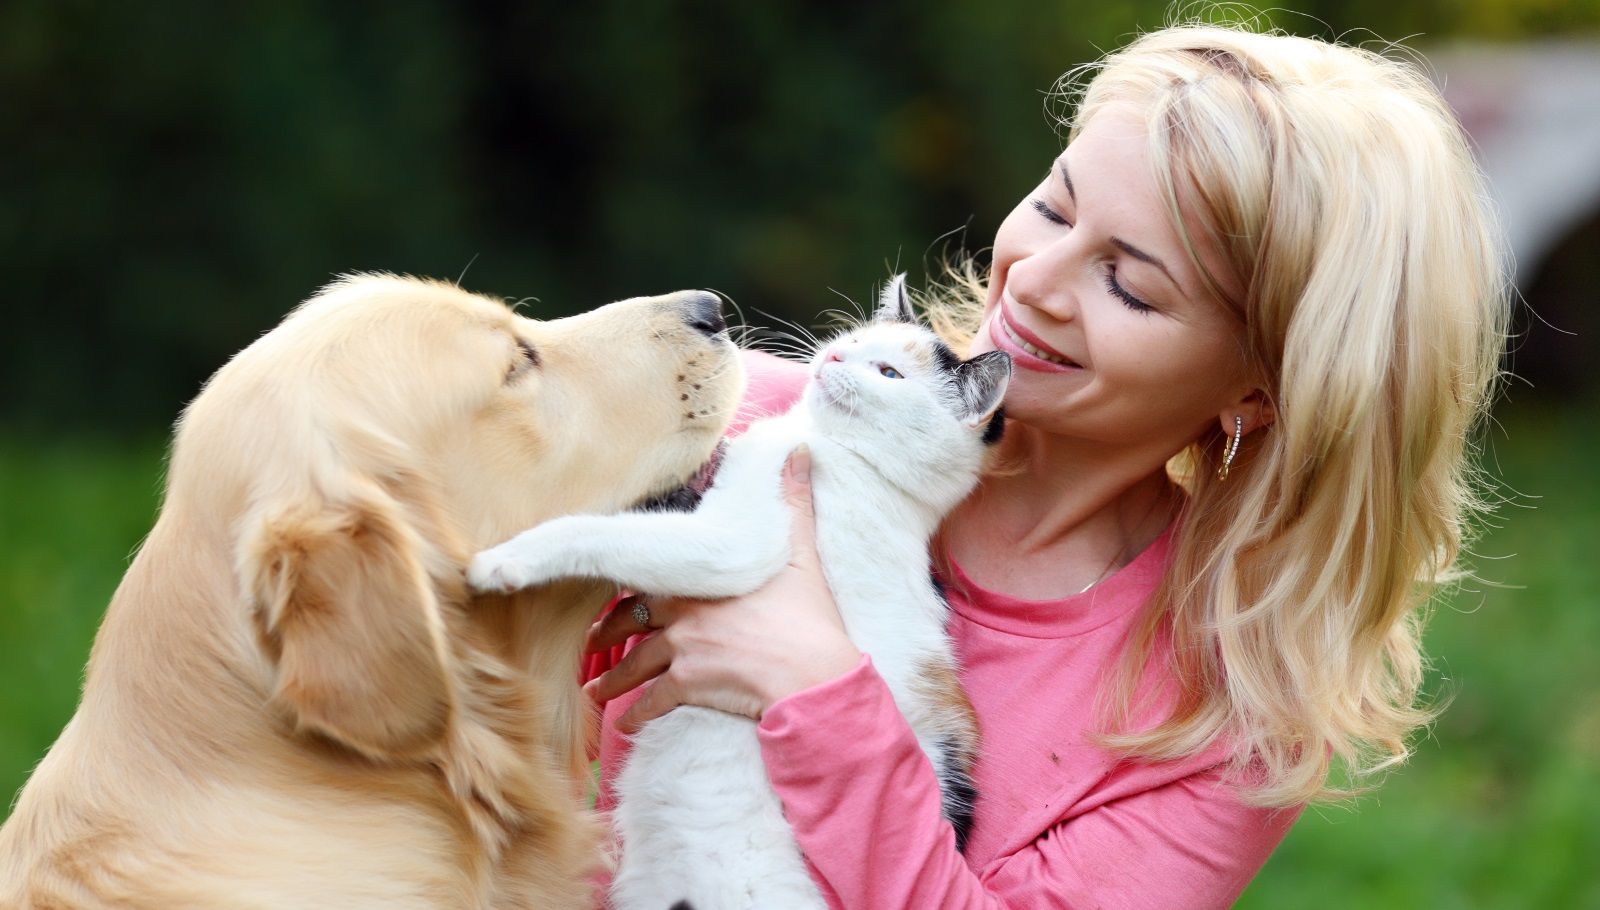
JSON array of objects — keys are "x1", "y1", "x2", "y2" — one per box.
[
  {"x1": 610, "y1": 710, "x2": 828, "y2": 910},
  {"x1": 881, "y1": 641, "x2": 981, "y2": 854},
  {"x1": 467, "y1": 497, "x2": 790, "y2": 599}
]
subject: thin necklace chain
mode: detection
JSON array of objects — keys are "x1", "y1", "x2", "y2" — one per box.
[{"x1": 1075, "y1": 490, "x2": 1167, "y2": 595}]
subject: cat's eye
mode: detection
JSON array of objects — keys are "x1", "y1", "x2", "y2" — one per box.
[{"x1": 879, "y1": 365, "x2": 903, "y2": 379}]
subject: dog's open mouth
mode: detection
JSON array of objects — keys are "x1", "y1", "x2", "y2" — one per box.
[{"x1": 632, "y1": 440, "x2": 727, "y2": 513}]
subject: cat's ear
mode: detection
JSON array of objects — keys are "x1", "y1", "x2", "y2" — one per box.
[
  {"x1": 873, "y1": 274, "x2": 917, "y2": 325},
  {"x1": 956, "y1": 351, "x2": 1012, "y2": 429}
]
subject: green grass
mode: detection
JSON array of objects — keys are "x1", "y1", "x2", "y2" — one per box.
[
  {"x1": 0, "y1": 437, "x2": 167, "y2": 792},
  {"x1": 1, "y1": 407, "x2": 1595, "y2": 906}
]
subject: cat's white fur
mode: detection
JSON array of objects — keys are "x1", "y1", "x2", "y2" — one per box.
[{"x1": 470, "y1": 277, "x2": 1010, "y2": 910}]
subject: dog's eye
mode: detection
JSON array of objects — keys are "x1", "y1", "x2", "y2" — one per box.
[
  {"x1": 507, "y1": 338, "x2": 539, "y2": 380},
  {"x1": 878, "y1": 364, "x2": 903, "y2": 379}
]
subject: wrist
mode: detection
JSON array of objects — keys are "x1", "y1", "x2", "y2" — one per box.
[{"x1": 757, "y1": 643, "x2": 863, "y2": 714}]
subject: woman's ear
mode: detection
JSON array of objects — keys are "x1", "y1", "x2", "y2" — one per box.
[{"x1": 1219, "y1": 388, "x2": 1276, "y2": 438}]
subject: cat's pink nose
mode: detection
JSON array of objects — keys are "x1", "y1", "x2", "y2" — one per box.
[{"x1": 825, "y1": 349, "x2": 844, "y2": 363}]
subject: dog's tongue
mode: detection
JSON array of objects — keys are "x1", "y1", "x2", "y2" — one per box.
[
  {"x1": 688, "y1": 440, "x2": 728, "y2": 495},
  {"x1": 634, "y1": 440, "x2": 727, "y2": 514}
]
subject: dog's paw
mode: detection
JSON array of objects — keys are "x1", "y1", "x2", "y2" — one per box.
[{"x1": 466, "y1": 543, "x2": 542, "y2": 593}]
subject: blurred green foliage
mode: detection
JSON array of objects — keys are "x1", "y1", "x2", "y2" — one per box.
[
  {"x1": 5, "y1": 0, "x2": 1599, "y2": 432},
  {"x1": 2, "y1": 406, "x2": 1596, "y2": 904},
  {"x1": 0, "y1": 438, "x2": 166, "y2": 785}
]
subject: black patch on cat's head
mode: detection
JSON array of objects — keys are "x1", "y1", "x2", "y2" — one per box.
[
  {"x1": 954, "y1": 351, "x2": 1011, "y2": 429},
  {"x1": 930, "y1": 337, "x2": 961, "y2": 375},
  {"x1": 669, "y1": 902, "x2": 696, "y2": 910},
  {"x1": 873, "y1": 273, "x2": 917, "y2": 325},
  {"x1": 980, "y1": 404, "x2": 1006, "y2": 446}
]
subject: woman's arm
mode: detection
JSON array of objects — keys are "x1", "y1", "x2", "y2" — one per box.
[{"x1": 759, "y1": 656, "x2": 1299, "y2": 909}]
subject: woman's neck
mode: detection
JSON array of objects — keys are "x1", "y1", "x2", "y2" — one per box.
[{"x1": 947, "y1": 421, "x2": 1178, "y2": 600}]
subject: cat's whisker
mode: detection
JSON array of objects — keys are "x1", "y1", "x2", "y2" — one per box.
[
  {"x1": 823, "y1": 287, "x2": 870, "y2": 327},
  {"x1": 729, "y1": 323, "x2": 762, "y2": 349},
  {"x1": 817, "y1": 306, "x2": 865, "y2": 331},
  {"x1": 743, "y1": 332, "x2": 812, "y2": 351},
  {"x1": 751, "y1": 308, "x2": 826, "y2": 354},
  {"x1": 711, "y1": 289, "x2": 749, "y2": 334},
  {"x1": 742, "y1": 331, "x2": 821, "y2": 362}
]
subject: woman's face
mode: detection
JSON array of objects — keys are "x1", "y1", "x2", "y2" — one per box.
[{"x1": 970, "y1": 104, "x2": 1254, "y2": 458}]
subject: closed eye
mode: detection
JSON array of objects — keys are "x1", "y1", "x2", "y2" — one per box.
[
  {"x1": 1102, "y1": 267, "x2": 1154, "y2": 314},
  {"x1": 1031, "y1": 197, "x2": 1070, "y2": 226},
  {"x1": 507, "y1": 337, "x2": 539, "y2": 380}
]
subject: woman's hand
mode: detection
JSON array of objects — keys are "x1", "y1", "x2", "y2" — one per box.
[{"x1": 582, "y1": 447, "x2": 862, "y2": 732}]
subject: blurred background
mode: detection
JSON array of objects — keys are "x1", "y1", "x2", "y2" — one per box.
[{"x1": 1, "y1": 0, "x2": 1596, "y2": 904}]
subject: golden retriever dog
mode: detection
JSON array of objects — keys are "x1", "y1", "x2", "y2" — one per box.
[{"x1": 0, "y1": 274, "x2": 743, "y2": 909}]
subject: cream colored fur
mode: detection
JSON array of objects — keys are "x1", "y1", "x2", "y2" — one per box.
[{"x1": 0, "y1": 274, "x2": 743, "y2": 909}]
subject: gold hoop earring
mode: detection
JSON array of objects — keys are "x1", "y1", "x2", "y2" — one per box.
[{"x1": 1218, "y1": 415, "x2": 1243, "y2": 481}]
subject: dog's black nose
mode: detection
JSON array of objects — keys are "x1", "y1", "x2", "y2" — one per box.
[{"x1": 684, "y1": 292, "x2": 727, "y2": 337}]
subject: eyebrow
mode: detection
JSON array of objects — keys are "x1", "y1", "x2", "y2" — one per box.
[
  {"x1": 1060, "y1": 159, "x2": 1178, "y2": 285},
  {"x1": 1112, "y1": 239, "x2": 1176, "y2": 284}
]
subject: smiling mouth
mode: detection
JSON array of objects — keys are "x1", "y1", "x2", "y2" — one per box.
[{"x1": 997, "y1": 305, "x2": 1078, "y2": 367}]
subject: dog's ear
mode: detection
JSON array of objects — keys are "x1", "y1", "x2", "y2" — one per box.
[{"x1": 242, "y1": 484, "x2": 457, "y2": 759}]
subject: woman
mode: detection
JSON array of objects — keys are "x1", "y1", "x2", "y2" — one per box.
[{"x1": 582, "y1": 23, "x2": 1507, "y2": 908}]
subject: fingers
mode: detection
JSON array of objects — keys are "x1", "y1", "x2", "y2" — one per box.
[
  {"x1": 584, "y1": 594, "x2": 663, "y2": 654},
  {"x1": 582, "y1": 626, "x2": 705, "y2": 733},
  {"x1": 616, "y1": 678, "x2": 682, "y2": 733},
  {"x1": 584, "y1": 629, "x2": 672, "y2": 705},
  {"x1": 782, "y1": 446, "x2": 820, "y2": 564},
  {"x1": 782, "y1": 444, "x2": 813, "y2": 516}
]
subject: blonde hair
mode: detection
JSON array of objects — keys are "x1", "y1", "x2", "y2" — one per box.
[{"x1": 925, "y1": 24, "x2": 1510, "y2": 807}]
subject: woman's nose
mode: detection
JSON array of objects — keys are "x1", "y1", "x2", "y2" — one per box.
[{"x1": 1006, "y1": 245, "x2": 1079, "y2": 322}]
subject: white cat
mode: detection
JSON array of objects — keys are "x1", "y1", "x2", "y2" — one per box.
[{"x1": 469, "y1": 276, "x2": 1011, "y2": 910}]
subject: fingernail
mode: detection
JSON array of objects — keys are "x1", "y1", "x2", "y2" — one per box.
[{"x1": 792, "y1": 444, "x2": 811, "y2": 484}]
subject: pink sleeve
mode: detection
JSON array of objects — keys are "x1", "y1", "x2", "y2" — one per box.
[{"x1": 757, "y1": 656, "x2": 1300, "y2": 910}]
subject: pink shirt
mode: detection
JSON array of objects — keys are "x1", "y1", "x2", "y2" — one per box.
[{"x1": 586, "y1": 351, "x2": 1300, "y2": 909}]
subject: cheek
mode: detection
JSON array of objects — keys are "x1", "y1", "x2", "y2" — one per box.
[{"x1": 1117, "y1": 324, "x2": 1247, "y2": 415}]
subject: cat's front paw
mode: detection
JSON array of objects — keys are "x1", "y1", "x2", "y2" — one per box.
[{"x1": 466, "y1": 540, "x2": 544, "y2": 594}]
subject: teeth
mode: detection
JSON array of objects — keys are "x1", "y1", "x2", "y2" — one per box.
[{"x1": 1003, "y1": 320, "x2": 1073, "y2": 365}]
